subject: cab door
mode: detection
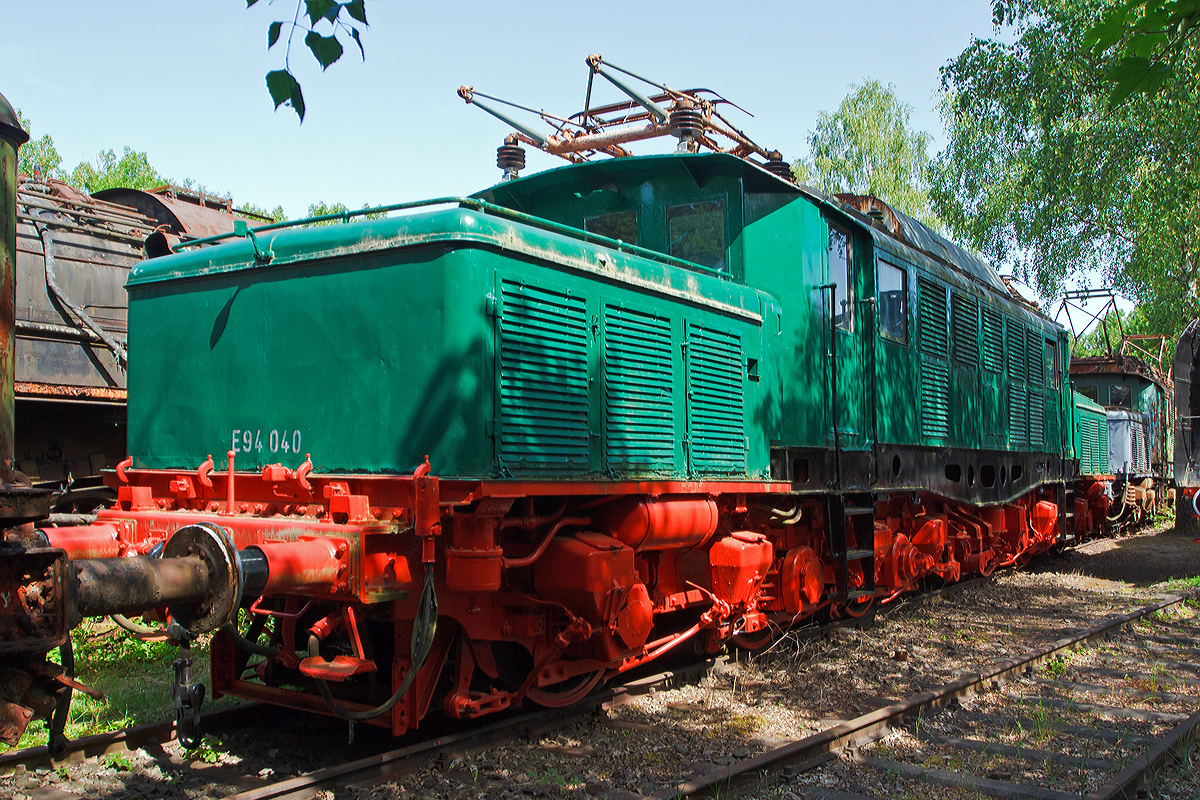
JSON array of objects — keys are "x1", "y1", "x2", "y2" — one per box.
[{"x1": 825, "y1": 222, "x2": 872, "y2": 469}]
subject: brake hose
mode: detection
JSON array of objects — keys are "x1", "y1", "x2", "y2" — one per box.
[{"x1": 308, "y1": 564, "x2": 438, "y2": 722}]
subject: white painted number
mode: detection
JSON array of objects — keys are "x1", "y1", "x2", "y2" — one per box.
[{"x1": 231, "y1": 428, "x2": 303, "y2": 455}]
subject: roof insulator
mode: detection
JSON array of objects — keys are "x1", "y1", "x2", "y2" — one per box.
[
  {"x1": 763, "y1": 150, "x2": 793, "y2": 181},
  {"x1": 669, "y1": 100, "x2": 705, "y2": 152},
  {"x1": 496, "y1": 134, "x2": 526, "y2": 181}
]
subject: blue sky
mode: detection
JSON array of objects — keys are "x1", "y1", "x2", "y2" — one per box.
[{"x1": 5, "y1": 1, "x2": 1005, "y2": 218}]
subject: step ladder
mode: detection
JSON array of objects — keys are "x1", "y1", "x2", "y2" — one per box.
[{"x1": 826, "y1": 493, "x2": 877, "y2": 604}]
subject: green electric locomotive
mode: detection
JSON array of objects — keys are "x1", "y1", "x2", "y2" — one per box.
[{"x1": 1, "y1": 65, "x2": 1117, "y2": 747}]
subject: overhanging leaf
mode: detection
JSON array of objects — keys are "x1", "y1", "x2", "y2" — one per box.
[
  {"x1": 267, "y1": 21, "x2": 283, "y2": 49},
  {"x1": 345, "y1": 0, "x2": 368, "y2": 25},
  {"x1": 350, "y1": 27, "x2": 365, "y2": 60},
  {"x1": 266, "y1": 69, "x2": 306, "y2": 122},
  {"x1": 247, "y1": 0, "x2": 260, "y2": 6},
  {"x1": 1085, "y1": 18, "x2": 1129, "y2": 51},
  {"x1": 305, "y1": 31, "x2": 344, "y2": 70},
  {"x1": 1105, "y1": 54, "x2": 1152, "y2": 83},
  {"x1": 304, "y1": 0, "x2": 336, "y2": 26}
]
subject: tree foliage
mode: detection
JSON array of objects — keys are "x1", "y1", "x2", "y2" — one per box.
[
  {"x1": 237, "y1": 203, "x2": 288, "y2": 224},
  {"x1": 304, "y1": 200, "x2": 385, "y2": 226},
  {"x1": 252, "y1": 0, "x2": 369, "y2": 122},
  {"x1": 995, "y1": 0, "x2": 1200, "y2": 106},
  {"x1": 793, "y1": 80, "x2": 941, "y2": 229},
  {"x1": 70, "y1": 147, "x2": 165, "y2": 193},
  {"x1": 934, "y1": 0, "x2": 1200, "y2": 344},
  {"x1": 14, "y1": 111, "x2": 64, "y2": 181}
]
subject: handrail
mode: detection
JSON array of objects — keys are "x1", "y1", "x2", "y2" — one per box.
[{"x1": 170, "y1": 196, "x2": 729, "y2": 280}]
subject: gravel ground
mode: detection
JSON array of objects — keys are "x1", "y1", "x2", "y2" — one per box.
[{"x1": 1, "y1": 521, "x2": 1196, "y2": 800}]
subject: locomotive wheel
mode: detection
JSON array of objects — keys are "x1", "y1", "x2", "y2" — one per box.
[
  {"x1": 731, "y1": 627, "x2": 774, "y2": 651},
  {"x1": 525, "y1": 668, "x2": 605, "y2": 708},
  {"x1": 841, "y1": 595, "x2": 875, "y2": 618}
]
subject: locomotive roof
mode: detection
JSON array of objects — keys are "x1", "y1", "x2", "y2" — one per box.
[{"x1": 474, "y1": 152, "x2": 1013, "y2": 302}]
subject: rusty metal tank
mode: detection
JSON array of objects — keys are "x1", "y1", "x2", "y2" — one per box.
[
  {"x1": 0, "y1": 90, "x2": 28, "y2": 477},
  {"x1": 12, "y1": 177, "x2": 260, "y2": 487}
]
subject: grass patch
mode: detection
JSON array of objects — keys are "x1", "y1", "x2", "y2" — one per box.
[
  {"x1": 1164, "y1": 575, "x2": 1200, "y2": 593},
  {"x1": 724, "y1": 714, "x2": 767, "y2": 737},
  {"x1": 1043, "y1": 653, "x2": 1070, "y2": 677},
  {"x1": 0, "y1": 619, "x2": 241, "y2": 752}
]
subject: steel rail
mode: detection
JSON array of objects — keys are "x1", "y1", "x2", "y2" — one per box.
[
  {"x1": 0, "y1": 703, "x2": 261, "y2": 772},
  {"x1": 649, "y1": 590, "x2": 1200, "y2": 800},
  {"x1": 1087, "y1": 711, "x2": 1200, "y2": 800},
  {"x1": 224, "y1": 660, "x2": 719, "y2": 800}
]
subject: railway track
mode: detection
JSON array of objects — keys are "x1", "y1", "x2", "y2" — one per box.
[
  {"x1": 2, "y1": 578, "x2": 1182, "y2": 800},
  {"x1": 650, "y1": 590, "x2": 1200, "y2": 800},
  {"x1": 0, "y1": 575, "x2": 964, "y2": 796},
  {"x1": 0, "y1": 651, "x2": 724, "y2": 799}
]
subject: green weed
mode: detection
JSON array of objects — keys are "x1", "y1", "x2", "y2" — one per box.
[
  {"x1": 104, "y1": 752, "x2": 133, "y2": 771},
  {"x1": 725, "y1": 714, "x2": 767, "y2": 737},
  {"x1": 1164, "y1": 575, "x2": 1200, "y2": 593},
  {"x1": 1043, "y1": 654, "x2": 1070, "y2": 677},
  {"x1": 191, "y1": 735, "x2": 224, "y2": 764}
]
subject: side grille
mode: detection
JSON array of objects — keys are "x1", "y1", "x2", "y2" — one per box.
[
  {"x1": 1006, "y1": 317, "x2": 1028, "y2": 449},
  {"x1": 603, "y1": 305, "x2": 675, "y2": 471},
  {"x1": 1027, "y1": 329, "x2": 1045, "y2": 449},
  {"x1": 951, "y1": 292, "x2": 979, "y2": 367},
  {"x1": 1026, "y1": 328, "x2": 1045, "y2": 385},
  {"x1": 1029, "y1": 391, "x2": 1045, "y2": 449},
  {"x1": 919, "y1": 277, "x2": 950, "y2": 440},
  {"x1": 497, "y1": 281, "x2": 590, "y2": 472},
  {"x1": 686, "y1": 323, "x2": 744, "y2": 475},
  {"x1": 1080, "y1": 418, "x2": 1097, "y2": 472},
  {"x1": 981, "y1": 306, "x2": 1003, "y2": 373}
]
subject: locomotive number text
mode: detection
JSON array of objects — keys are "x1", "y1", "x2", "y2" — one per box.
[{"x1": 231, "y1": 429, "x2": 302, "y2": 456}]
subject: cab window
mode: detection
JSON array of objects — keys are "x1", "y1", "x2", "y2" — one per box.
[
  {"x1": 829, "y1": 225, "x2": 852, "y2": 331},
  {"x1": 878, "y1": 260, "x2": 907, "y2": 342},
  {"x1": 1046, "y1": 339, "x2": 1060, "y2": 388},
  {"x1": 667, "y1": 200, "x2": 725, "y2": 271},
  {"x1": 1078, "y1": 385, "x2": 1098, "y2": 402},
  {"x1": 584, "y1": 210, "x2": 637, "y2": 245},
  {"x1": 1109, "y1": 384, "x2": 1131, "y2": 408}
]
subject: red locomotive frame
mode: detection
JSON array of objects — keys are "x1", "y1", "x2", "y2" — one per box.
[{"x1": 41, "y1": 451, "x2": 1113, "y2": 737}]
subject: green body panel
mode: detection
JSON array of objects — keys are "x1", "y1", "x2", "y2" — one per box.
[
  {"x1": 740, "y1": 196, "x2": 831, "y2": 449},
  {"x1": 857, "y1": 232, "x2": 1065, "y2": 457},
  {"x1": 834, "y1": 221, "x2": 873, "y2": 452},
  {"x1": 128, "y1": 204, "x2": 766, "y2": 479},
  {"x1": 129, "y1": 242, "x2": 490, "y2": 474},
  {"x1": 126, "y1": 152, "x2": 1079, "y2": 487}
]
